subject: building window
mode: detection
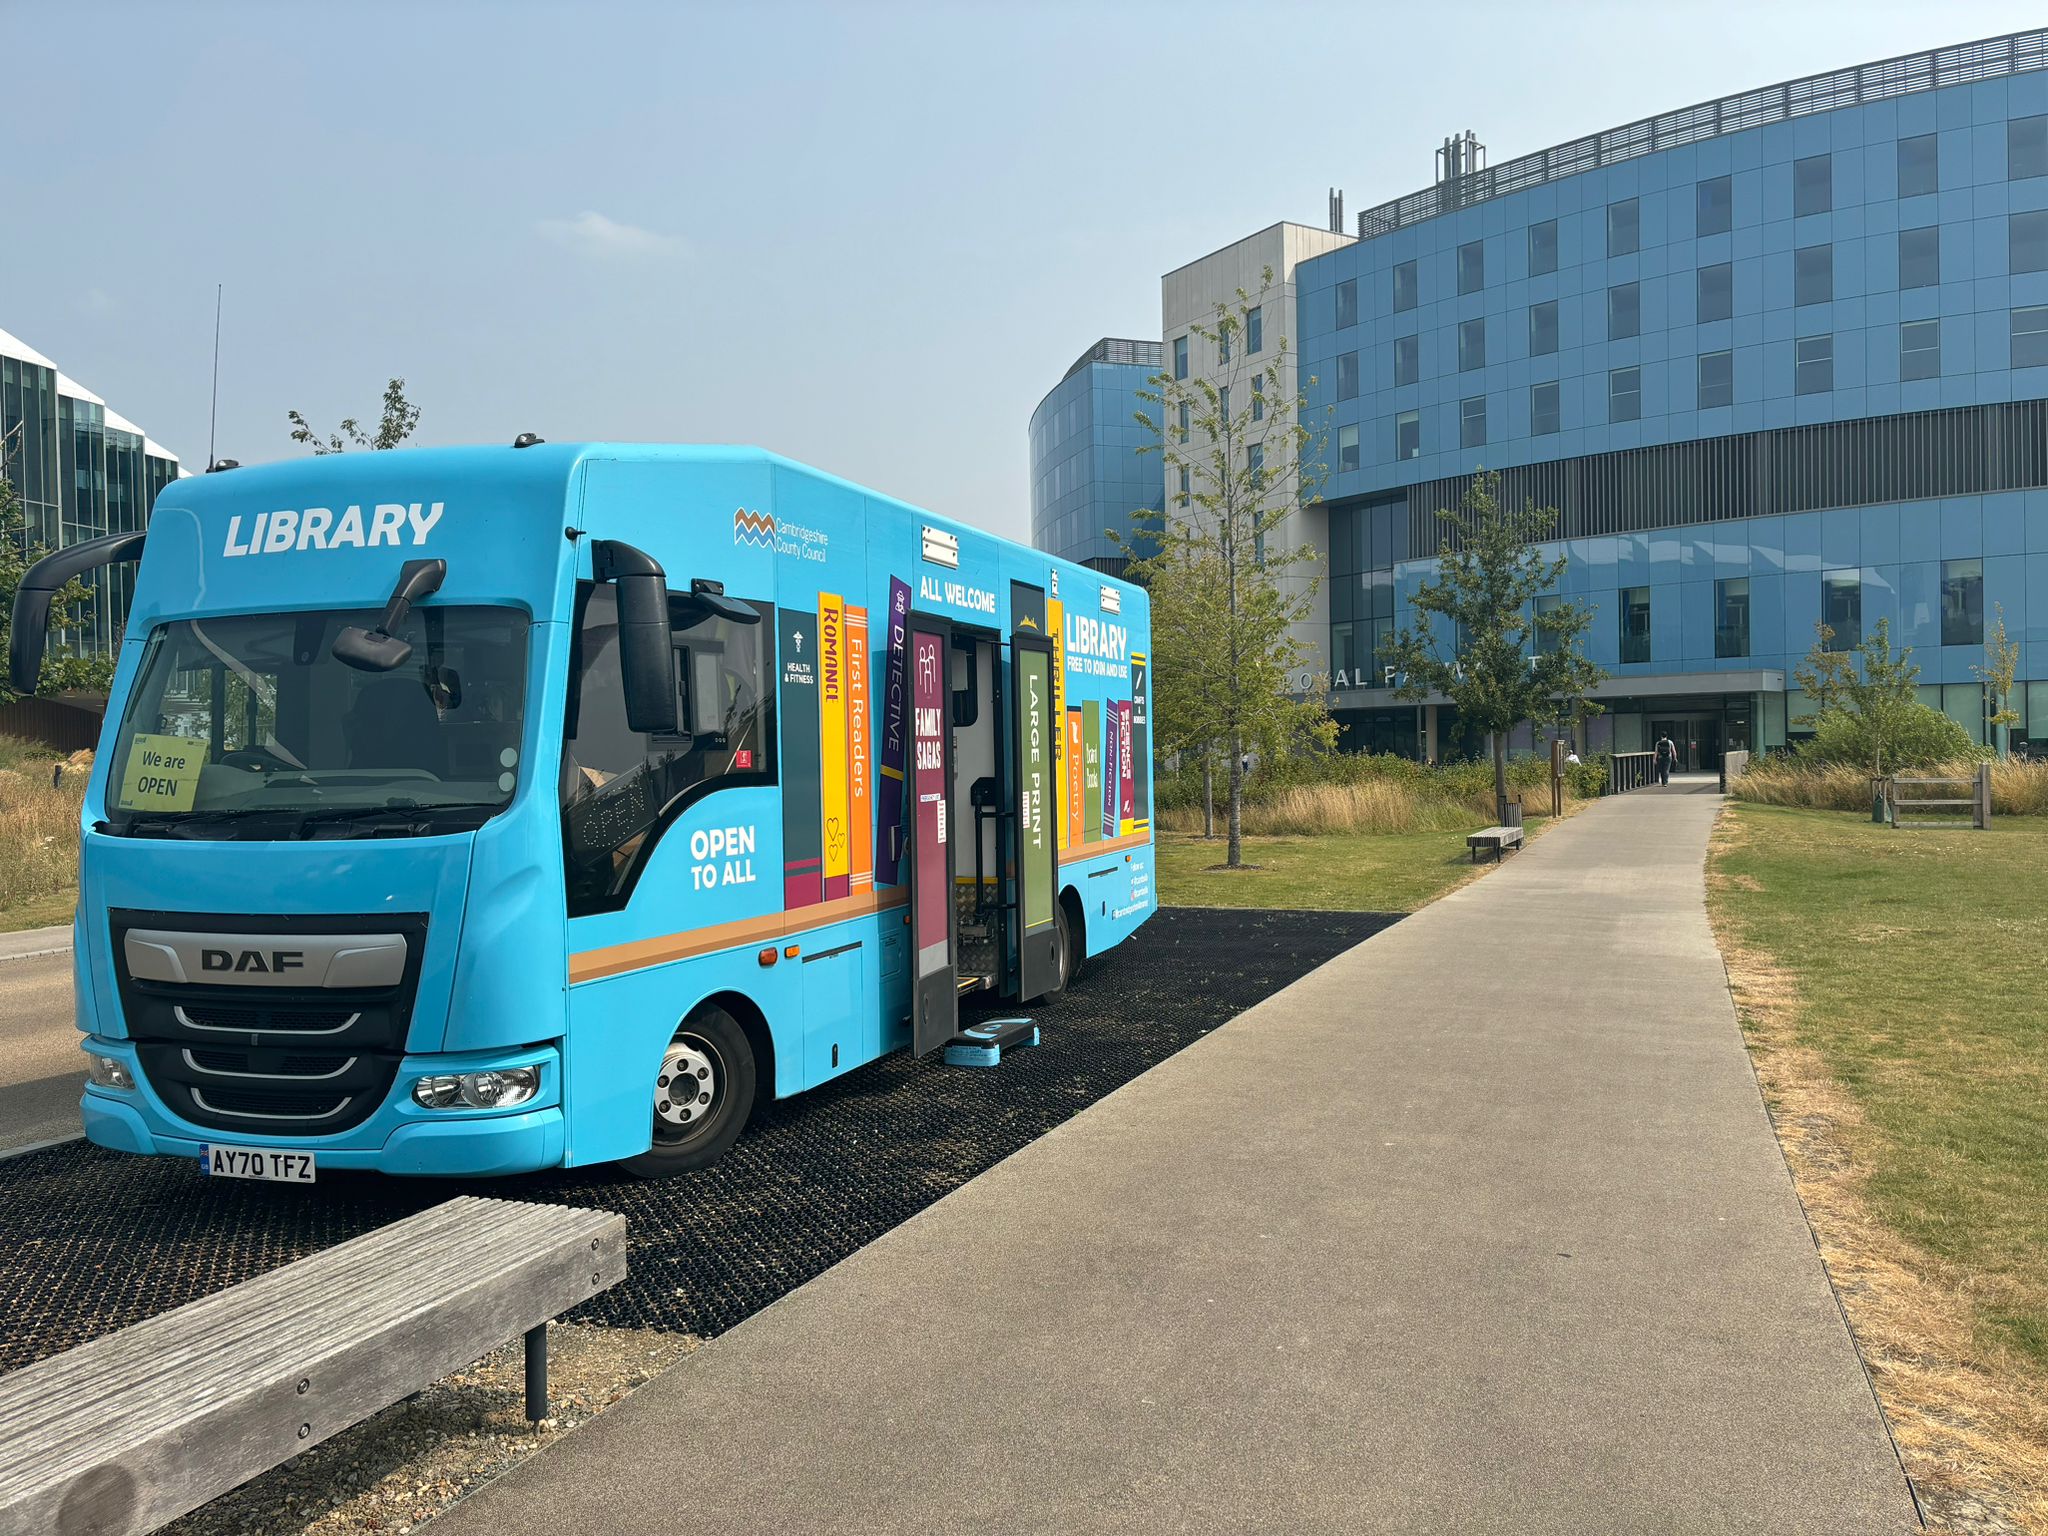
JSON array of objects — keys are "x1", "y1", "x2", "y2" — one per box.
[
  {"x1": 2010, "y1": 115, "x2": 2048, "y2": 181},
  {"x1": 1698, "y1": 262, "x2": 1733, "y2": 323},
  {"x1": 2011, "y1": 209, "x2": 2048, "y2": 274},
  {"x1": 1822, "y1": 569, "x2": 1861, "y2": 649},
  {"x1": 1899, "y1": 133, "x2": 1938, "y2": 197},
  {"x1": 1337, "y1": 352, "x2": 1360, "y2": 401},
  {"x1": 1528, "y1": 219, "x2": 1558, "y2": 276},
  {"x1": 1219, "y1": 384, "x2": 1230, "y2": 420},
  {"x1": 2014, "y1": 305, "x2": 2048, "y2": 367},
  {"x1": 1337, "y1": 423, "x2": 1360, "y2": 473},
  {"x1": 1941, "y1": 558, "x2": 1983, "y2": 646},
  {"x1": 1609, "y1": 366, "x2": 1641, "y2": 423},
  {"x1": 1394, "y1": 333, "x2": 1419, "y2": 386},
  {"x1": 1795, "y1": 334, "x2": 1833, "y2": 394},
  {"x1": 1794, "y1": 244, "x2": 1832, "y2": 305},
  {"x1": 1901, "y1": 318, "x2": 1941, "y2": 381},
  {"x1": 1251, "y1": 376, "x2": 1264, "y2": 421},
  {"x1": 1335, "y1": 279, "x2": 1358, "y2": 329},
  {"x1": 1460, "y1": 395, "x2": 1487, "y2": 449},
  {"x1": 1608, "y1": 198, "x2": 1640, "y2": 257},
  {"x1": 1246, "y1": 442, "x2": 1264, "y2": 489},
  {"x1": 1697, "y1": 175, "x2": 1732, "y2": 236},
  {"x1": 1533, "y1": 593, "x2": 1564, "y2": 655},
  {"x1": 1619, "y1": 586, "x2": 1651, "y2": 663},
  {"x1": 1529, "y1": 299, "x2": 1558, "y2": 356},
  {"x1": 1177, "y1": 466, "x2": 1190, "y2": 505},
  {"x1": 1173, "y1": 336, "x2": 1188, "y2": 380},
  {"x1": 1458, "y1": 240, "x2": 1484, "y2": 294},
  {"x1": 1394, "y1": 260, "x2": 1418, "y2": 313},
  {"x1": 1794, "y1": 153, "x2": 1832, "y2": 216},
  {"x1": 1697, "y1": 349, "x2": 1733, "y2": 408},
  {"x1": 1715, "y1": 577, "x2": 1750, "y2": 658},
  {"x1": 1899, "y1": 225, "x2": 1940, "y2": 289},
  {"x1": 1608, "y1": 282, "x2": 1639, "y2": 340},
  {"x1": 1396, "y1": 409, "x2": 1420, "y2": 460},
  {"x1": 1246, "y1": 305, "x2": 1262, "y2": 354},
  {"x1": 1530, "y1": 380, "x2": 1560, "y2": 436},
  {"x1": 1218, "y1": 325, "x2": 1229, "y2": 364},
  {"x1": 1459, "y1": 317, "x2": 1485, "y2": 371},
  {"x1": 1177, "y1": 401, "x2": 1189, "y2": 442}
]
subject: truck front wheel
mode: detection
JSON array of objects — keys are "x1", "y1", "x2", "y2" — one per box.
[{"x1": 621, "y1": 1004, "x2": 756, "y2": 1177}]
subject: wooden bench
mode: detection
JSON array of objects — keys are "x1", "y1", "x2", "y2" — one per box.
[
  {"x1": 1467, "y1": 825, "x2": 1525, "y2": 862},
  {"x1": 0, "y1": 1195, "x2": 625, "y2": 1536}
]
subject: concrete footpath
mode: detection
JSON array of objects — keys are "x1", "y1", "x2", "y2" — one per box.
[{"x1": 435, "y1": 785, "x2": 1918, "y2": 1534}]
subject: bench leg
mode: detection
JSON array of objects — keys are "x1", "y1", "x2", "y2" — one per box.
[{"x1": 524, "y1": 1322, "x2": 548, "y2": 1422}]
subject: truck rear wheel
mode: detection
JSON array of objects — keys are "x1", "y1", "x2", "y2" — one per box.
[{"x1": 621, "y1": 1004, "x2": 755, "y2": 1177}]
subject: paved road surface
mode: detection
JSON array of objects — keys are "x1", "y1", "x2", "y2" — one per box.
[
  {"x1": 432, "y1": 783, "x2": 1919, "y2": 1535},
  {"x1": 0, "y1": 950, "x2": 81, "y2": 1154}
]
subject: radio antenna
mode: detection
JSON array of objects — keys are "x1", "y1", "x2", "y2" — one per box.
[{"x1": 207, "y1": 284, "x2": 223, "y2": 470}]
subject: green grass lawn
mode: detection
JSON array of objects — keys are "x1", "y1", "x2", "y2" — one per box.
[
  {"x1": 1154, "y1": 815, "x2": 1568, "y2": 913},
  {"x1": 1711, "y1": 804, "x2": 2048, "y2": 1372}
]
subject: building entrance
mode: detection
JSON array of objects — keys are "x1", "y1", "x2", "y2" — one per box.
[{"x1": 1648, "y1": 714, "x2": 1722, "y2": 773}]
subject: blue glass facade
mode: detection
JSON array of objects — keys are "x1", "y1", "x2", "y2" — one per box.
[
  {"x1": 1030, "y1": 338, "x2": 1164, "y2": 573},
  {"x1": 1299, "y1": 34, "x2": 2048, "y2": 759}
]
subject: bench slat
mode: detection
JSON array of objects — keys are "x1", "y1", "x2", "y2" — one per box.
[
  {"x1": 0, "y1": 1197, "x2": 608, "y2": 1436},
  {"x1": 0, "y1": 1197, "x2": 625, "y2": 1536}
]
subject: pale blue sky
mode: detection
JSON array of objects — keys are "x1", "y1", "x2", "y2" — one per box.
[{"x1": 5, "y1": 0, "x2": 2041, "y2": 541}]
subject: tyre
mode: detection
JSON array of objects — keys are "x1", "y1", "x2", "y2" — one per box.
[
  {"x1": 620, "y1": 1004, "x2": 756, "y2": 1177},
  {"x1": 1035, "y1": 899, "x2": 1082, "y2": 1005}
]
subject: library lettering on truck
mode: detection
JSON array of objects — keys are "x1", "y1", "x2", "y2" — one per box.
[{"x1": 12, "y1": 442, "x2": 1156, "y2": 1180}]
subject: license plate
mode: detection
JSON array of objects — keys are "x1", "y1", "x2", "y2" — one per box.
[{"x1": 200, "y1": 1146, "x2": 317, "y2": 1183}]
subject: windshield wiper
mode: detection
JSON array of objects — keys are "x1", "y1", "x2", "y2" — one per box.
[
  {"x1": 115, "y1": 808, "x2": 302, "y2": 839},
  {"x1": 292, "y1": 803, "x2": 489, "y2": 838}
]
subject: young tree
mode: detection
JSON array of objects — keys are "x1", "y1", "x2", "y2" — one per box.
[
  {"x1": 1141, "y1": 542, "x2": 1231, "y2": 837},
  {"x1": 287, "y1": 377, "x2": 421, "y2": 454},
  {"x1": 1127, "y1": 268, "x2": 1335, "y2": 869},
  {"x1": 0, "y1": 470, "x2": 114, "y2": 701},
  {"x1": 1378, "y1": 471, "x2": 1605, "y2": 823},
  {"x1": 1794, "y1": 616, "x2": 1938, "y2": 774},
  {"x1": 1972, "y1": 603, "x2": 2021, "y2": 760}
]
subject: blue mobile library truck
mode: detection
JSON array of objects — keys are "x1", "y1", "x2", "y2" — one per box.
[{"x1": 11, "y1": 442, "x2": 1156, "y2": 1179}]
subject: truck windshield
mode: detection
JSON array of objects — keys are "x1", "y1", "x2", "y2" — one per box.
[{"x1": 103, "y1": 605, "x2": 530, "y2": 839}]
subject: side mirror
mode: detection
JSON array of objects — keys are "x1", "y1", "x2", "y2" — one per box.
[
  {"x1": 592, "y1": 540, "x2": 677, "y2": 735},
  {"x1": 10, "y1": 530, "x2": 148, "y2": 695}
]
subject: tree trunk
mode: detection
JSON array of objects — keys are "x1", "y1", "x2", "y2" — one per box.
[
  {"x1": 1202, "y1": 754, "x2": 1215, "y2": 839},
  {"x1": 1492, "y1": 730, "x2": 1510, "y2": 824},
  {"x1": 1226, "y1": 729, "x2": 1245, "y2": 868}
]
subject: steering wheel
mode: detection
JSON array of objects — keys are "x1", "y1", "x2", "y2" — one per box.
[{"x1": 218, "y1": 745, "x2": 300, "y2": 774}]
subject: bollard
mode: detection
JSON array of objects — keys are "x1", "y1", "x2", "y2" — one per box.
[{"x1": 524, "y1": 1322, "x2": 548, "y2": 1421}]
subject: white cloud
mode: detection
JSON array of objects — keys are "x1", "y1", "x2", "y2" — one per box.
[{"x1": 536, "y1": 210, "x2": 685, "y2": 261}]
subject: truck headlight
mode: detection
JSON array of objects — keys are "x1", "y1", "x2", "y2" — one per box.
[
  {"x1": 86, "y1": 1053, "x2": 136, "y2": 1091},
  {"x1": 412, "y1": 1067, "x2": 540, "y2": 1111}
]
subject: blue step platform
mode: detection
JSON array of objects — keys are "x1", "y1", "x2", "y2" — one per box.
[{"x1": 943, "y1": 1017, "x2": 1040, "y2": 1068}]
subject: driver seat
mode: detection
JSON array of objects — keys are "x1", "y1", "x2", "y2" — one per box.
[{"x1": 342, "y1": 676, "x2": 447, "y2": 778}]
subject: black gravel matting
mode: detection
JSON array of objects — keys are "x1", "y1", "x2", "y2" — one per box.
[{"x1": 0, "y1": 906, "x2": 1392, "y2": 1373}]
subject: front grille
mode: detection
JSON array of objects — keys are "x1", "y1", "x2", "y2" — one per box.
[
  {"x1": 110, "y1": 909, "x2": 427, "y2": 1137},
  {"x1": 178, "y1": 1003, "x2": 357, "y2": 1033},
  {"x1": 192, "y1": 1087, "x2": 353, "y2": 1121}
]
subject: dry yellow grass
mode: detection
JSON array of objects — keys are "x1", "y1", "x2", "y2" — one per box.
[
  {"x1": 1707, "y1": 810, "x2": 2048, "y2": 1533},
  {"x1": 0, "y1": 758, "x2": 85, "y2": 923},
  {"x1": 1733, "y1": 756, "x2": 2048, "y2": 816},
  {"x1": 1157, "y1": 777, "x2": 1596, "y2": 837}
]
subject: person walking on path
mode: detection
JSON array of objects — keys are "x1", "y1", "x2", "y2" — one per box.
[{"x1": 1655, "y1": 734, "x2": 1679, "y2": 786}]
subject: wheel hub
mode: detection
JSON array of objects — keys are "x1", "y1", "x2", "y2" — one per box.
[{"x1": 655, "y1": 1036, "x2": 718, "y2": 1131}]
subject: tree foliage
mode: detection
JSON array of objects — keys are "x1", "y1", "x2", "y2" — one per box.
[
  {"x1": 0, "y1": 471, "x2": 115, "y2": 702},
  {"x1": 287, "y1": 377, "x2": 421, "y2": 454},
  {"x1": 1125, "y1": 268, "x2": 1334, "y2": 868},
  {"x1": 1972, "y1": 603, "x2": 2021, "y2": 758},
  {"x1": 1793, "y1": 617, "x2": 1964, "y2": 773},
  {"x1": 1378, "y1": 471, "x2": 1605, "y2": 819}
]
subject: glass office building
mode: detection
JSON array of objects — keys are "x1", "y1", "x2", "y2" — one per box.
[
  {"x1": 1030, "y1": 337, "x2": 1164, "y2": 575},
  {"x1": 1, "y1": 327, "x2": 182, "y2": 661},
  {"x1": 1297, "y1": 28, "x2": 2048, "y2": 765}
]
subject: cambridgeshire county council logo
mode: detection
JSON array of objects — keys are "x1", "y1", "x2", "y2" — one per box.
[{"x1": 733, "y1": 507, "x2": 776, "y2": 548}]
